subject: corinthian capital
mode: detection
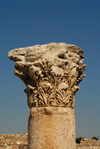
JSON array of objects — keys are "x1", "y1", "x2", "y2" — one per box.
[{"x1": 8, "y1": 43, "x2": 86, "y2": 108}]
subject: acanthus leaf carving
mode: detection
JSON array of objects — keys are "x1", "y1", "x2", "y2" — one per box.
[{"x1": 8, "y1": 43, "x2": 86, "y2": 108}]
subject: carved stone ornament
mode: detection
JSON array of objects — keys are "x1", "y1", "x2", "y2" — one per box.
[{"x1": 8, "y1": 43, "x2": 86, "y2": 108}]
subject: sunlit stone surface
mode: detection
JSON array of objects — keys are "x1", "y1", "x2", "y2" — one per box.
[
  {"x1": 8, "y1": 43, "x2": 86, "y2": 149},
  {"x1": 8, "y1": 43, "x2": 86, "y2": 108}
]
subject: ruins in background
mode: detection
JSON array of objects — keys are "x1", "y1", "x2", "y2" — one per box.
[{"x1": 0, "y1": 134, "x2": 100, "y2": 149}]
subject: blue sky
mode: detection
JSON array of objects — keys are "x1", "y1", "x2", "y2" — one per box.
[{"x1": 0, "y1": 0, "x2": 100, "y2": 140}]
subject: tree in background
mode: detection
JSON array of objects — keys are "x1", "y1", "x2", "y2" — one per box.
[
  {"x1": 91, "y1": 136, "x2": 98, "y2": 140},
  {"x1": 76, "y1": 137, "x2": 84, "y2": 144}
]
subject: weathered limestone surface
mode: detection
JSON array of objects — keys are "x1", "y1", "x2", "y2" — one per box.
[
  {"x1": 0, "y1": 134, "x2": 28, "y2": 149},
  {"x1": 8, "y1": 43, "x2": 86, "y2": 109},
  {"x1": 28, "y1": 107, "x2": 76, "y2": 149},
  {"x1": 8, "y1": 43, "x2": 86, "y2": 149}
]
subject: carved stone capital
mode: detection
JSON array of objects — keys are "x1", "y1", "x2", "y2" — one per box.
[{"x1": 8, "y1": 43, "x2": 86, "y2": 108}]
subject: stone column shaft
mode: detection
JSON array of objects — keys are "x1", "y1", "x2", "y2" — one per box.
[{"x1": 28, "y1": 107, "x2": 76, "y2": 149}]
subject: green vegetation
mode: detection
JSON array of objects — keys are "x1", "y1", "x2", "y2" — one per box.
[
  {"x1": 91, "y1": 136, "x2": 98, "y2": 140},
  {"x1": 76, "y1": 137, "x2": 84, "y2": 144},
  {"x1": 76, "y1": 136, "x2": 99, "y2": 144}
]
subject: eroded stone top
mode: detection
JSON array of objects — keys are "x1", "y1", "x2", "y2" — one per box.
[{"x1": 8, "y1": 43, "x2": 86, "y2": 108}]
